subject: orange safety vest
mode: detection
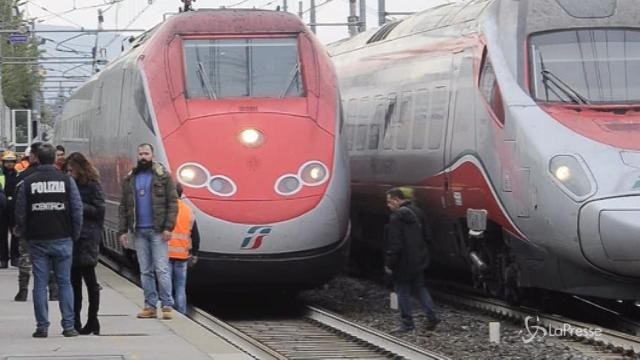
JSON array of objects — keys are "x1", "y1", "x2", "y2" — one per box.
[
  {"x1": 15, "y1": 159, "x2": 29, "y2": 173},
  {"x1": 168, "y1": 199, "x2": 195, "y2": 260}
]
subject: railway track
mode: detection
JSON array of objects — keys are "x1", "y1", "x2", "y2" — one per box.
[
  {"x1": 433, "y1": 289, "x2": 640, "y2": 359},
  {"x1": 100, "y1": 256, "x2": 448, "y2": 359},
  {"x1": 190, "y1": 305, "x2": 450, "y2": 360}
]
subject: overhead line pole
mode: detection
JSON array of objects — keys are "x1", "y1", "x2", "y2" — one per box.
[
  {"x1": 378, "y1": 0, "x2": 385, "y2": 25},
  {"x1": 348, "y1": 0, "x2": 357, "y2": 36},
  {"x1": 359, "y1": 0, "x2": 366, "y2": 32},
  {"x1": 309, "y1": 0, "x2": 317, "y2": 34}
]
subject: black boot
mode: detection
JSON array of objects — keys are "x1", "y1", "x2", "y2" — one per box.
[
  {"x1": 74, "y1": 313, "x2": 82, "y2": 332},
  {"x1": 0, "y1": 261, "x2": 8, "y2": 268},
  {"x1": 14, "y1": 288, "x2": 27, "y2": 301},
  {"x1": 79, "y1": 317, "x2": 100, "y2": 335},
  {"x1": 80, "y1": 283, "x2": 100, "y2": 335}
]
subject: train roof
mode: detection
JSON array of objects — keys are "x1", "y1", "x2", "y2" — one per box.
[
  {"x1": 158, "y1": 8, "x2": 307, "y2": 36},
  {"x1": 329, "y1": 0, "x2": 491, "y2": 55}
]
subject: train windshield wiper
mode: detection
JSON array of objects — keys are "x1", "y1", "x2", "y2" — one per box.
[
  {"x1": 196, "y1": 62, "x2": 217, "y2": 100},
  {"x1": 540, "y1": 69, "x2": 590, "y2": 105},
  {"x1": 279, "y1": 62, "x2": 300, "y2": 98}
]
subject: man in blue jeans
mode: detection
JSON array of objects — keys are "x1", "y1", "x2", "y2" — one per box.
[
  {"x1": 384, "y1": 187, "x2": 440, "y2": 334},
  {"x1": 15, "y1": 143, "x2": 83, "y2": 338},
  {"x1": 118, "y1": 143, "x2": 178, "y2": 320}
]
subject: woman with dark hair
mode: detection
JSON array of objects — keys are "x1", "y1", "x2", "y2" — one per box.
[{"x1": 65, "y1": 152, "x2": 105, "y2": 335}]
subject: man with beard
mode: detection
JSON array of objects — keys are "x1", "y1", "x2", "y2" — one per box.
[{"x1": 118, "y1": 143, "x2": 178, "y2": 320}]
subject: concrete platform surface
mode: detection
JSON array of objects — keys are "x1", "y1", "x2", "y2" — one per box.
[{"x1": 0, "y1": 264, "x2": 251, "y2": 360}]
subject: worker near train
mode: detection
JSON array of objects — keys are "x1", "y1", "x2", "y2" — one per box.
[
  {"x1": 0, "y1": 150, "x2": 17, "y2": 268},
  {"x1": 384, "y1": 187, "x2": 440, "y2": 333},
  {"x1": 168, "y1": 183, "x2": 200, "y2": 315},
  {"x1": 118, "y1": 143, "x2": 178, "y2": 320},
  {"x1": 15, "y1": 143, "x2": 83, "y2": 338}
]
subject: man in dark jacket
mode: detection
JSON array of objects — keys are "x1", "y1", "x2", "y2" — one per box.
[
  {"x1": 384, "y1": 187, "x2": 439, "y2": 333},
  {"x1": 118, "y1": 143, "x2": 178, "y2": 320},
  {"x1": 13, "y1": 142, "x2": 60, "y2": 302},
  {"x1": 15, "y1": 143, "x2": 83, "y2": 338}
]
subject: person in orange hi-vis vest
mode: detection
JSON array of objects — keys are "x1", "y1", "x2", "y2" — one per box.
[
  {"x1": 168, "y1": 183, "x2": 200, "y2": 314},
  {"x1": 14, "y1": 155, "x2": 30, "y2": 173}
]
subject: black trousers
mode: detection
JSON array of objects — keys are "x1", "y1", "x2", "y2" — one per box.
[
  {"x1": 71, "y1": 265, "x2": 100, "y2": 323},
  {"x1": 0, "y1": 220, "x2": 8, "y2": 262}
]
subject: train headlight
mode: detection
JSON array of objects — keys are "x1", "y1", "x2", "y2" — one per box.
[
  {"x1": 275, "y1": 174, "x2": 302, "y2": 196},
  {"x1": 177, "y1": 163, "x2": 209, "y2": 188},
  {"x1": 208, "y1": 175, "x2": 237, "y2": 197},
  {"x1": 554, "y1": 166, "x2": 571, "y2": 182},
  {"x1": 549, "y1": 155, "x2": 595, "y2": 200},
  {"x1": 239, "y1": 128, "x2": 264, "y2": 148},
  {"x1": 299, "y1": 161, "x2": 329, "y2": 186}
]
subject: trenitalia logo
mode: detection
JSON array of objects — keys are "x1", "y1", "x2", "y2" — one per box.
[{"x1": 241, "y1": 226, "x2": 273, "y2": 250}]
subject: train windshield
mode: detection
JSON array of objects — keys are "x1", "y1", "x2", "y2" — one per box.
[
  {"x1": 530, "y1": 28, "x2": 640, "y2": 104},
  {"x1": 184, "y1": 37, "x2": 304, "y2": 99}
]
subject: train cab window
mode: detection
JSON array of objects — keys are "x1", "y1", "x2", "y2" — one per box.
[
  {"x1": 479, "y1": 50, "x2": 505, "y2": 124},
  {"x1": 530, "y1": 29, "x2": 640, "y2": 104},
  {"x1": 134, "y1": 72, "x2": 154, "y2": 134},
  {"x1": 183, "y1": 37, "x2": 304, "y2": 99}
]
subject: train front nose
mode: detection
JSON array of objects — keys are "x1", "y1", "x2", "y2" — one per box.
[{"x1": 579, "y1": 196, "x2": 640, "y2": 278}]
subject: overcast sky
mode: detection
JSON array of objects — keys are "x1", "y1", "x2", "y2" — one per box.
[{"x1": 22, "y1": 0, "x2": 453, "y2": 44}]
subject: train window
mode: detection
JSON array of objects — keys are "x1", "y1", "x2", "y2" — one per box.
[
  {"x1": 479, "y1": 50, "x2": 505, "y2": 124},
  {"x1": 344, "y1": 125, "x2": 355, "y2": 151},
  {"x1": 412, "y1": 89, "x2": 429, "y2": 150},
  {"x1": 355, "y1": 98, "x2": 370, "y2": 151},
  {"x1": 183, "y1": 37, "x2": 304, "y2": 99},
  {"x1": 429, "y1": 88, "x2": 448, "y2": 149},
  {"x1": 134, "y1": 72, "x2": 155, "y2": 134},
  {"x1": 395, "y1": 92, "x2": 413, "y2": 150},
  {"x1": 369, "y1": 100, "x2": 385, "y2": 150},
  {"x1": 530, "y1": 29, "x2": 640, "y2": 104},
  {"x1": 382, "y1": 94, "x2": 397, "y2": 150}
]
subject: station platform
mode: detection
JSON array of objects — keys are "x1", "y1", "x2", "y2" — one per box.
[{"x1": 0, "y1": 263, "x2": 251, "y2": 360}]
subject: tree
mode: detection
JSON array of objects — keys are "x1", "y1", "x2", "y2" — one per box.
[{"x1": 0, "y1": 0, "x2": 42, "y2": 109}]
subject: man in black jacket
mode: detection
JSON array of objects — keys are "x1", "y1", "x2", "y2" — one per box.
[
  {"x1": 15, "y1": 143, "x2": 83, "y2": 338},
  {"x1": 384, "y1": 187, "x2": 439, "y2": 333}
]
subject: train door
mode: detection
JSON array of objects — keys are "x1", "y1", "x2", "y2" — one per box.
[{"x1": 438, "y1": 50, "x2": 476, "y2": 269}]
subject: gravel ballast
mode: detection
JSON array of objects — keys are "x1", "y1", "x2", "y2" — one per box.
[{"x1": 301, "y1": 276, "x2": 617, "y2": 359}]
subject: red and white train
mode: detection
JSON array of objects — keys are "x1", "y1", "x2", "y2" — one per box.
[
  {"x1": 56, "y1": 9, "x2": 350, "y2": 290},
  {"x1": 330, "y1": 0, "x2": 640, "y2": 302}
]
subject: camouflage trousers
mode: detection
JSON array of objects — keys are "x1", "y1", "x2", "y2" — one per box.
[{"x1": 17, "y1": 237, "x2": 57, "y2": 294}]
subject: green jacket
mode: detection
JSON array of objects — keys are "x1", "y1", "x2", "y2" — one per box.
[{"x1": 118, "y1": 162, "x2": 178, "y2": 236}]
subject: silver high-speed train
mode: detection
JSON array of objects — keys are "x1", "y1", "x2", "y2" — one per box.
[{"x1": 329, "y1": 0, "x2": 640, "y2": 302}]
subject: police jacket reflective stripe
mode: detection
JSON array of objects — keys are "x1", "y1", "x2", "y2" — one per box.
[
  {"x1": 24, "y1": 167, "x2": 73, "y2": 241},
  {"x1": 168, "y1": 199, "x2": 194, "y2": 260}
]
